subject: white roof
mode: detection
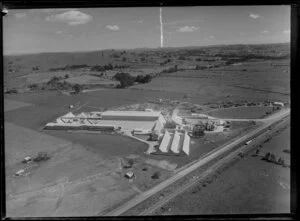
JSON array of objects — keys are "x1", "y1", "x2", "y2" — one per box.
[
  {"x1": 63, "y1": 112, "x2": 75, "y2": 118},
  {"x1": 102, "y1": 111, "x2": 161, "y2": 117},
  {"x1": 77, "y1": 112, "x2": 88, "y2": 118}
]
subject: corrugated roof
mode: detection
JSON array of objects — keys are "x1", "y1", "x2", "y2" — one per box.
[
  {"x1": 102, "y1": 111, "x2": 161, "y2": 117},
  {"x1": 63, "y1": 112, "x2": 75, "y2": 118}
]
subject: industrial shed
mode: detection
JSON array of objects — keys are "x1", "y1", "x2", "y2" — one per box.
[
  {"x1": 182, "y1": 131, "x2": 190, "y2": 156},
  {"x1": 170, "y1": 131, "x2": 180, "y2": 154},
  {"x1": 101, "y1": 111, "x2": 162, "y2": 121},
  {"x1": 159, "y1": 130, "x2": 171, "y2": 153}
]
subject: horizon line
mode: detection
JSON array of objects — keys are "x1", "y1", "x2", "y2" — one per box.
[{"x1": 4, "y1": 41, "x2": 290, "y2": 56}]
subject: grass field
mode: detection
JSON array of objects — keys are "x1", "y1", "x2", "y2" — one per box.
[
  {"x1": 208, "y1": 106, "x2": 273, "y2": 119},
  {"x1": 4, "y1": 43, "x2": 290, "y2": 216},
  {"x1": 4, "y1": 99, "x2": 33, "y2": 112},
  {"x1": 156, "y1": 120, "x2": 290, "y2": 215},
  {"x1": 5, "y1": 121, "x2": 142, "y2": 217}
]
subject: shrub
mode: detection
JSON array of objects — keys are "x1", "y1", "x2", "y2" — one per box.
[
  {"x1": 28, "y1": 84, "x2": 39, "y2": 90},
  {"x1": 178, "y1": 55, "x2": 186, "y2": 60},
  {"x1": 135, "y1": 74, "x2": 152, "y2": 84},
  {"x1": 64, "y1": 74, "x2": 69, "y2": 79},
  {"x1": 283, "y1": 149, "x2": 290, "y2": 154},
  {"x1": 33, "y1": 152, "x2": 50, "y2": 162},
  {"x1": 165, "y1": 121, "x2": 177, "y2": 129},
  {"x1": 73, "y1": 84, "x2": 82, "y2": 94},
  {"x1": 114, "y1": 72, "x2": 135, "y2": 88},
  {"x1": 5, "y1": 89, "x2": 18, "y2": 94},
  {"x1": 128, "y1": 159, "x2": 134, "y2": 166},
  {"x1": 262, "y1": 152, "x2": 271, "y2": 161},
  {"x1": 269, "y1": 154, "x2": 276, "y2": 163},
  {"x1": 151, "y1": 172, "x2": 160, "y2": 179},
  {"x1": 277, "y1": 157, "x2": 285, "y2": 165}
]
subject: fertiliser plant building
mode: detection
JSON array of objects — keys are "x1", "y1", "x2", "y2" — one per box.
[
  {"x1": 159, "y1": 130, "x2": 171, "y2": 153},
  {"x1": 182, "y1": 131, "x2": 190, "y2": 156},
  {"x1": 170, "y1": 131, "x2": 180, "y2": 154},
  {"x1": 101, "y1": 111, "x2": 162, "y2": 121}
]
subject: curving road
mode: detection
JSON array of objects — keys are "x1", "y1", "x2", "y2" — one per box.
[{"x1": 103, "y1": 108, "x2": 290, "y2": 216}]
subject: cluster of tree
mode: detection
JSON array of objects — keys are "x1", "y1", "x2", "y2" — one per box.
[
  {"x1": 164, "y1": 121, "x2": 177, "y2": 129},
  {"x1": 90, "y1": 73, "x2": 104, "y2": 78},
  {"x1": 219, "y1": 54, "x2": 290, "y2": 65},
  {"x1": 27, "y1": 76, "x2": 83, "y2": 93},
  {"x1": 49, "y1": 64, "x2": 88, "y2": 72},
  {"x1": 151, "y1": 172, "x2": 160, "y2": 179},
  {"x1": 177, "y1": 55, "x2": 186, "y2": 60},
  {"x1": 160, "y1": 59, "x2": 172, "y2": 65},
  {"x1": 111, "y1": 53, "x2": 121, "y2": 58},
  {"x1": 33, "y1": 152, "x2": 51, "y2": 162},
  {"x1": 262, "y1": 152, "x2": 288, "y2": 167},
  {"x1": 135, "y1": 74, "x2": 152, "y2": 84},
  {"x1": 72, "y1": 84, "x2": 83, "y2": 94},
  {"x1": 283, "y1": 149, "x2": 290, "y2": 154},
  {"x1": 91, "y1": 63, "x2": 113, "y2": 71},
  {"x1": 91, "y1": 64, "x2": 129, "y2": 72},
  {"x1": 32, "y1": 66, "x2": 39, "y2": 71},
  {"x1": 196, "y1": 57, "x2": 215, "y2": 62},
  {"x1": 114, "y1": 72, "x2": 136, "y2": 88},
  {"x1": 162, "y1": 65, "x2": 178, "y2": 73},
  {"x1": 4, "y1": 89, "x2": 18, "y2": 94},
  {"x1": 113, "y1": 72, "x2": 153, "y2": 88},
  {"x1": 192, "y1": 125, "x2": 205, "y2": 137}
]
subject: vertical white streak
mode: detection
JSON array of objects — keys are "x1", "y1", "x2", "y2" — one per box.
[{"x1": 160, "y1": 7, "x2": 163, "y2": 48}]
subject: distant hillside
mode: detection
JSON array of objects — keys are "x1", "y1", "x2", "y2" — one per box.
[{"x1": 4, "y1": 42, "x2": 290, "y2": 75}]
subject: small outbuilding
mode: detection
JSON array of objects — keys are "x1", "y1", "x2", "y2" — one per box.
[
  {"x1": 273, "y1": 102, "x2": 284, "y2": 107},
  {"x1": 125, "y1": 171, "x2": 135, "y2": 179},
  {"x1": 22, "y1": 156, "x2": 32, "y2": 164},
  {"x1": 15, "y1": 169, "x2": 25, "y2": 176}
]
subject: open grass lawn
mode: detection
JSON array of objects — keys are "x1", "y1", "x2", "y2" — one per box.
[
  {"x1": 4, "y1": 99, "x2": 33, "y2": 112},
  {"x1": 209, "y1": 106, "x2": 273, "y2": 119},
  {"x1": 46, "y1": 131, "x2": 148, "y2": 157},
  {"x1": 131, "y1": 60, "x2": 290, "y2": 104}
]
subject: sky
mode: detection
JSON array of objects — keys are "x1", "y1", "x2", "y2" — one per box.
[{"x1": 3, "y1": 6, "x2": 291, "y2": 55}]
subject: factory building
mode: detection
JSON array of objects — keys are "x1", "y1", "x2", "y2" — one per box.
[
  {"x1": 159, "y1": 130, "x2": 171, "y2": 153},
  {"x1": 101, "y1": 111, "x2": 162, "y2": 121},
  {"x1": 170, "y1": 131, "x2": 180, "y2": 154},
  {"x1": 182, "y1": 131, "x2": 190, "y2": 156}
]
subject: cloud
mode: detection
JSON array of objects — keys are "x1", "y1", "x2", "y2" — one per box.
[
  {"x1": 177, "y1": 26, "x2": 198, "y2": 32},
  {"x1": 55, "y1": 30, "x2": 63, "y2": 34},
  {"x1": 249, "y1": 13, "x2": 260, "y2": 19},
  {"x1": 239, "y1": 32, "x2": 245, "y2": 36},
  {"x1": 261, "y1": 30, "x2": 269, "y2": 34},
  {"x1": 14, "y1": 12, "x2": 27, "y2": 18},
  {"x1": 106, "y1": 25, "x2": 120, "y2": 31},
  {"x1": 283, "y1": 30, "x2": 290, "y2": 34},
  {"x1": 46, "y1": 10, "x2": 92, "y2": 25},
  {"x1": 209, "y1": 35, "x2": 215, "y2": 39}
]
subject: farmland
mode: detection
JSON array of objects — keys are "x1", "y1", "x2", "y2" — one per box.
[
  {"x1": 208, "y1": 106, "x2": 273, "y2": 119},
  {"x1": 153, "y1": 118, "x2": 290, "y2": 215},
  {"x1": 4, "y1": 42, "x2": 290, "y2": 216}
]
